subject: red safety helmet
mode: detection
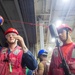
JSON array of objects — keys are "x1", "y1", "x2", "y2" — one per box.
[
  {"x1": 57, "y1": 24, "x2": 72, "y2": 31},
  {"x1": 4, "y1": 28, "x2": 19, "y2": 35}
]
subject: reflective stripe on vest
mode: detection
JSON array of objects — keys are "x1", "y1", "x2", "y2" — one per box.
[
  {"x1": 71, "y1": 48, "x2": 75, "y2": 58},
  {"x1": 54, "y1": 49, "x2": 58, "y2": 57}
]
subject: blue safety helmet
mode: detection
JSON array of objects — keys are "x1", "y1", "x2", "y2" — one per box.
[{"x1": 38, "y1": 49, "x2": 48, "y2": 58}]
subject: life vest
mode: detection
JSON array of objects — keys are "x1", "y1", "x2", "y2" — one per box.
[
  {"x1": 0, "y1": 46, "x2": 26, "y2": 75},
  {"x1": 48, "y1": 43, "x2": 75, "y2": 75}
]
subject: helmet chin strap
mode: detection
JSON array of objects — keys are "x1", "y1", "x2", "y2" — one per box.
[{"x1": 63, "y1": 28, "x2": 69, "y2": 43}]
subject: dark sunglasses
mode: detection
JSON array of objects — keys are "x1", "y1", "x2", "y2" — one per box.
[{"x1": 42, "y1": 55, "x2": 47, "y2": 57}]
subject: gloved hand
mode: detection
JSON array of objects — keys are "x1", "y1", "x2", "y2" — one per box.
[{"x1": 68, "y1": 61, "x2": 75, "y2": 69}]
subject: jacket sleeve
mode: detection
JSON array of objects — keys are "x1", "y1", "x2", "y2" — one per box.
[{"x1": 21, "y1": 50, "x2": 38, "y2": 70}]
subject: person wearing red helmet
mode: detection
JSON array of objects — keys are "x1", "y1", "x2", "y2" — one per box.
[
  {"x1": 0, "y1": 27, "x2": 37, "y2": 75},
  {"x1": 4, "y1": 28, "x2": 19, "y2": 35},
  {"x1": 48, "y1": 24, "x2": 75, "y2": 75}
]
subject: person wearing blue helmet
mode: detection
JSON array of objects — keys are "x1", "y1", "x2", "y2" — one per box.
[
  {"x1": 38, "y1": 49, "x2": 48, "y2": 59},
  {"x1": 37, "y1": 49, "x2": 48, "y2": 75}
]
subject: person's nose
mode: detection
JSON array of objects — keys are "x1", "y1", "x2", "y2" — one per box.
[
  {"x1": 9, "y1": 34, "x2": 13, "y2": 38},
  {"x1": 58, "y1": 33, "x2": 62, "y2": 36}
]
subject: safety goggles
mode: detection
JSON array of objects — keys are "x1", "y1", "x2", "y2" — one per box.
[
  {"x1": 5, "y1": 33, "x2": 17, "y2": 37},
  {"x1": 58, "y1": 28, "x2": 67, "y2": 34}
]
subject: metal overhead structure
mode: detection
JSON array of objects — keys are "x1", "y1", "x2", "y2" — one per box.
[
  {"x1": 0, "y1": 0, "x2": 36, "y2": 53},
  {"x1": 34, "y1": 0, "x2": 75, "y2": 52},
  {"x1": 14, "y1": 0, "x2": 29, "y2": 48}
]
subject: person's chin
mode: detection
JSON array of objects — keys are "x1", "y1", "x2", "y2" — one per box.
[
  {"x1": 8, "y1": 40, "x2": 16, "y2": 44},
  {"x1": 9, "y1": 42, "x2": 15, "y2": 44},
  {"x1": 60, "y1": 39, "x2": 65, "y2": 42},
  {"x1": 61, "y1": 39, "x2": 66, "y2": 42}
]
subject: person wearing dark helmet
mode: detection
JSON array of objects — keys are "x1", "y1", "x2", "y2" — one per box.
[
  {"x1": 0, "y1": 27, "x2": 37, "y2": 75},
  {"x1": 36, "y1": 49, "x2": 49, "y2": 75},
  {"x1": 48, "y1": 24, "x2": 75, "y2": 75}
]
